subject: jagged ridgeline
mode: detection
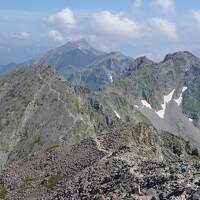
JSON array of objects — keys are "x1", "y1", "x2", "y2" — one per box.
[
  {"x1": 0, "y1": 40, "x2": 200, "y2": 199},
  {"x1": 34, "y1": 41, "x2": 200, "y2": 145}
]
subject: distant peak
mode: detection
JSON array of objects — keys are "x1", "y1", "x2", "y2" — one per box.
[
  {"x1": 62, "y1": 39, "x2": 103, "y2": 56},
  {"x1": 135, "y1": 56, "x2": 154, "y2": 65},
  {"x1": 72, "y1": 39, "x2": 90, "y2": 48},
  {"x1": 107, "y1": 52, "x2": 124, "y2": 57},
  {"x1": 162, "y1": 51, "x2": 197, "y2": 63},
  {"x1": 102, "y1": 51, "x2": 133, "y2": 61},
  {"x1": 66, "y1": 39, "x2": 92, "y2": 50}
]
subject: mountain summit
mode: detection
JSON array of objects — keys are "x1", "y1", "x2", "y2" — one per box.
[
  {"x1": 65, "y1": 39, "x2": 102, "y2": 55},
  {"x1": 37, "y1": 39, "x2": 104, "y2": 77}
]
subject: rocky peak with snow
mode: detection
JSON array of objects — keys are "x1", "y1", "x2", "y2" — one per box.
[{"x1": 103, "y1": 51, "x2": 200, "y2": 146}]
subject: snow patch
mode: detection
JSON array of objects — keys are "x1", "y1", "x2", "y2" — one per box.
[
  {"x1": 182, "y1": 87, "x2": 188, "y2": 93},
  {"x1": 156, "y1": 89, "x2": 175, "y2": 119},
  {"x1": 188, "y1": 118, "x2": 193, "y2": 122},
  {"x1": 174, "y1": 87, "x2": 188, "y2": 106},
  {"x1": 109, "y1": 75, "x2": 113, "y2": 83},
  {"x1": 141, "y1": 100, "x2": 152, "y2": 109},
  {"x1": 185, "y1": 66, "x2": 190, "y2": 72},
  {"x1": 174, "y1": 96, "x2": 182, "y2": 106},
  {"x1": 134, "y1": 105, "x2": 139, "y2": 109},
  {"x1": 114, "y1": 110, "x2": 121, "y2": 119}
]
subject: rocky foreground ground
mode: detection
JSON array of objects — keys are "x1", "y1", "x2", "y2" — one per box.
[{"x1": 0, "y1": 123, "x2": 200, "y2": 200}]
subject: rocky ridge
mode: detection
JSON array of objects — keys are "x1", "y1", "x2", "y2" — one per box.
[
  {"x1": 0, "y1": 123, "x2": 199, "y2": 199},
  {"x1": 0, "y1": 63, "x2": 151, "y2": 170}
]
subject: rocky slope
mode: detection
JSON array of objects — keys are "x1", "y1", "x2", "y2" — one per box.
[
  {"x1": 0, "y1": 64, "x2": 103, "y2": 169},
  {"x1": 0, "y1": 63, "x2": 151, "y2": 170},
  {"x1": 0, "y1": 123, "x2": 199, "y2": 200}
]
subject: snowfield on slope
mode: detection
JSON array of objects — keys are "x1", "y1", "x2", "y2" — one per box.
[
  {"x1": 156, "y1": 89, "x2": 175, "y2": 119},
  {"x1": 114, "y1": 110, "x2": 121, "y2": 119},
  {"x1": 174, "y1": 87, "x2": 188, "y2": 106},
  {"x1": 109, "y1": 75, "x2": 113, "y2": 83},
  {"x1": 141, "y1": 100, "x2": 152, "y2": 109}
]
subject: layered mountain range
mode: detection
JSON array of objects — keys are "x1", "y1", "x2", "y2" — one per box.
[
  {"x1": 0, "y1": 40, "x2": 200, "y2": 199},
  {"x1": 36, "y1": 40, "x2": 200, "y2": 142}
]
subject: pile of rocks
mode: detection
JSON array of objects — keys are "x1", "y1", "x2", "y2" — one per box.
[
  {"x1": 0, "y1": 123, "x2": 200, "y2": 200},
  {"x1": 48, "y1": 149, "x2": 200, "y2": 200}
]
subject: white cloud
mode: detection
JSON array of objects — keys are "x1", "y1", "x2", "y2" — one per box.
[
  {"x1": 92, "y1": 11, "x2": 142, "y2": 39},
  {"x1": 149, "y1": 17, "x2": 177, "y2": 39},
  {"x1": 154, "y1": 0, "x2": 174, "y2": 12},
  {"x1": 133, "y1": 0, "x2": 142, "y2": 8},
  {"x1": 192, "y1": 10, "x2": 200, "y2": 25},
  {"x1": 20, "y1": 32, "x2": 30, "y2": 39},
  {"x1": 48, "y1": 30, "x2": 64, "y2": 43},
  {"x1": 48, "y1": 8, "x2": 75, "y2": 27}
]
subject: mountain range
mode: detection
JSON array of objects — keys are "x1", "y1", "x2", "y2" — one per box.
[{"x1": 0, "y1": 39, "x2": 200, "y2": 199}]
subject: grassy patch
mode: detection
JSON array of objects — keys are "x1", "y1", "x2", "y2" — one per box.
[
  {"x1": 192, "y1": 103, "x2": 200, "y2": 112},
  {"x1": 0, "y1": 185, "x2": 7, "y2": 199},
  {"x1": 73, "y1": 131, "x2": 87, "y2": 142},
  {"x1": 185, "y1": 97, "x2": 200, "y2": 112},
  {"x1": 45, "y1": 176, "x2": 63, "y2": 189},
  {"x1": 19, "y1": 176, "x2": 41, "y2": 194},
  {"x1": 74, "y1": 98, "x2": 80, "y2": 111},
  {"x1": 73, "y1": 98, "x2": 85, "y2": 115}
]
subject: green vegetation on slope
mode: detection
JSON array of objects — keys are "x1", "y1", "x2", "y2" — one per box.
[
  {"x1": 0, "y1": 185, "x2": 7, "y2": 199},
  {"x1": 45, "y1": 175, "x2": 63, "y2": 188}
]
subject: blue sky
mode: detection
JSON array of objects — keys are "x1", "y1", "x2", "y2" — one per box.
[
  {"x1": 0, "y1": 0, "x2": 135, "y2": 12},
  {"x1": 0, "y1": 0, "x2": 200, "y2": 64},
  {"x1": 1, "y1": 0, "x2": 200, "y2": 12}
]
